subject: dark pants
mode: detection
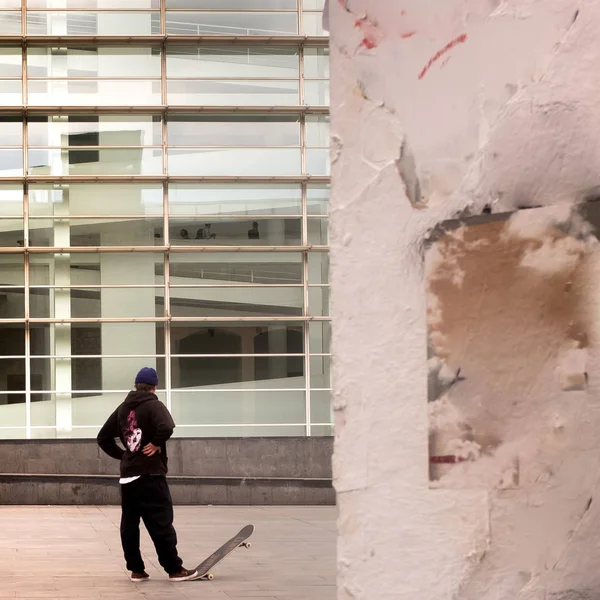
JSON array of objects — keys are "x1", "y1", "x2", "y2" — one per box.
[{"x1": 120, "y1": 475, "x2": 183, "y2": 575}]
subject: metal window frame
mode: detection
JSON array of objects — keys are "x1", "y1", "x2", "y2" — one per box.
[{"x1": 0, "y1": 1, "x2": 331, "y2": 439}]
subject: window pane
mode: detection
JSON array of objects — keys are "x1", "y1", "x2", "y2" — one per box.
[
  {"x1": 168, "y1": 148, "x2": 301, "y2": 176},
  {"x1": 167, "y1": 116, "x2": 299, "y2": 146},
  {"x1": 172, "y1": 356, "x2": 304, "y2": 388},
  {"x1": 167, "y1": 80, "x2": 299, "y2": 106},
  {"x1": 0, "y1": 220, "x2": 24, "y2": 246},
  {"x1": 71, "y1": 391, "x2": 167, "y2": 429},
  {"x1": 0, "y1": 186, "x2": 23, "y2": 216},
  {"x1": 28, "y1": 218, "x2": 162, "y2": 246},
  {"x1": 169, "y1": 183, "x2": 301, "y2": 216},
  {"x1": 306, "y1": 148, "x2": 329, "y2": 175},
  {"x1": 30, "y1": 287, "x2": 163, "y2": 319},
  {"x1": 310, "y1": 355, "x2": 330, "y2": 389},
  {"x1": 0, "y1": 12, "x2": 21, "y2": 34},
  {"x1": 169, "y1": 216, "x2": 301, "y2": 245},
  {"x1": 308, "y1": 217, "x2": 328, "y2": 244},
  {"x1": 306, "y1": 115, "x2": 329, "y2": 146},
  {"x1": 171, "y1": 391, "x2": 305, "y2": 431},
  {"x1": 310, "y1": 391, "x2": 332, "y2": 430},
  {"x1": 167, "y1": 0, "x2": 296, "y2": 7},
  {"x1": 304, "y1": 80, "x2": 329, "y2": 105},
  {"x1": 0, "y1": 0, "x2": 20, "y2": 7},
  {"x1": 165, "y1": 11, "x2": 297, "y2": 35},
  {"x1": 31, "y1": 357, "x2": 165, "y2": 391},
  {"x1": 0, "y1": 117, "x2": 22, "y2": 147},
  {"x1": 303, "y1": 0, "x2": 324, "y2": 8},
  {"x1": 304, "y1": 47, "x2": 329, "y2": 78},
  {"x1": 29, "y1": 0, "x2": 160, "y2": 7},
  {"x1": 27, "y1": 12, "x2": 159, "y2": 35},
  {"x1": 0, "y1": 254, "x2": 24, "y2": 286},
  {"x1": 28, "y1": 148, "x2": 163, "y2": 176},
  {"x1": 0, "y1": 287, "x2": 24, "y2": 318},
  {"x1": 30, "y1": 184, "x2": 163, "y2": 217},
  {"x1": 0, "y1": 47, "x2": 22, "y2": 77},
  {"x1": 170, "y1": 286, "x2": 303, "y2": 318},
  {"x1": 27, "y1": 47, "x2": 161, "y2": 78},
  {"x1": 28, "y1": 80, "x2": 161, "y2": 106},
  {"x1": 29, "y1": 115, "x2": 162, "y2": 147},
  {"x1": 166, "y1": 46, "x2": 298, "y2": 78},
  {"x1": 0, "y1": 80, "x2": 21, "y2": 105},
  {"x1": 308, "y1": 252, "x2": 329, "y2": 284},
  {"x1": 307, "y1": 184, "x2": 329, "y2": 215},
  {"x1": 169, "y1": 253, "x2": 302, "y2": 285},
  {"x1": 302, "y1": 11, "x2": 327, "y2": 35},
  {"x1": 30, "y1": 323, "x2": 166, "y2": 368},
  {"x1": 0, "y1": 150, "x2": 22, "y2": 176},
  {"x1": 309, "y1": 285, "x2": 329, "y2": 317},
  {"x1": 309, "y1": 321, "x2": 330, "y2": 354},
  {"x1": 30, "y1": 253, "x2": 164, "y2": 286},
  {"x1": 171, "y1": 322, "x2": 304, "y2": 354},
  {"x1": 0, "y1": 359, "x2": 26, "y2": 409}
]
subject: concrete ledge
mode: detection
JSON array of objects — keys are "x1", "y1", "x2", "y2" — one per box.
[
  {"x1": 0, "y1": 437, "x2": 333, "y2": 479},
  {"x1": 0, "y1": 473, "x2": 335, "y2": 506}
]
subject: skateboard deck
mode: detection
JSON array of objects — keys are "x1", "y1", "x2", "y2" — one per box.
[{"x1": 191, "y1": 524, "x2": 254, "y2": 581}]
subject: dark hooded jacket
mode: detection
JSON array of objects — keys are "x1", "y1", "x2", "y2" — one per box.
[{"x1": 96, "y1": 391, "x2": 175, "y2": 478}]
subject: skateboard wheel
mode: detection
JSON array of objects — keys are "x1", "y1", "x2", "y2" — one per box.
[
  {"x1": 240, "y1": 542, "x2": 251, "y2": 549},
  {"x1": 206, "y1": 573, "x2": 214, "y2": 581}
]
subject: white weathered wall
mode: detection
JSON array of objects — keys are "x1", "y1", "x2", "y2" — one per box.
[{"x1": 331, "y1": 1, "x2": 600, "y2": 598}]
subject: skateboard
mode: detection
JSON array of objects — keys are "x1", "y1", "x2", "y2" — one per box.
[{"x1": 191, "y1": 524, "x2": 254, "y2": 581}]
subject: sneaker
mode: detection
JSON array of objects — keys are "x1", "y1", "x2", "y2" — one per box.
[
  {"x1": 130, "y1": 571, "x2": 150, "y2": 582},
  {"x1": 169, "y1": 568, "x2": 198, "y2": 582}
]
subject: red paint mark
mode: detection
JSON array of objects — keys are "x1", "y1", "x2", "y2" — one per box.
[
  {"x1": 418, "y1": 33, "x2": 467, "y2": 80},
  {"x1": 354, "y1": 15, "x2": 380, "y2": 51},
  {"x1": 401, "y1": 9, "x2": 407, "y2": 16},
  {"x1": 400, "y1": 31, "x2": 416, "y2": 39},
  {"x1": 361, "y1": 37, "x2": 377, "y2": 49}
]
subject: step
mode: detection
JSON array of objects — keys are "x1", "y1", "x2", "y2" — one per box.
[{"x1": 0, "y1": 473, "x2": 335, "y2": 506}]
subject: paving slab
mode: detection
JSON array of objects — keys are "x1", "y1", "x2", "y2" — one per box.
[{"x1": 0, "y1": 506, "x2": 336, "y2": 600}]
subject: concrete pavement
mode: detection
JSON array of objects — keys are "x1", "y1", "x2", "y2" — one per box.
[{"x1": 0, "y1": 505, "x2": 336, "y2": 600}]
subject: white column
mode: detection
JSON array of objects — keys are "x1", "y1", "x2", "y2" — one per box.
[{"x1": 332, "y1": 1, "x2": 600, "y2": 599}]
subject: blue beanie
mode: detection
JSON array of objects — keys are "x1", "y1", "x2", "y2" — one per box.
[{"x1": 135, "y1": 367, "x2": 159, "y2": 387}]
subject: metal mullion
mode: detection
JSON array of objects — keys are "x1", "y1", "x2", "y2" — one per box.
[
  {"x1": 31, "y1": 145, "x2": 163, "y2": 149},
  {"x1": 29, "y1": 77, "x2": 161, "y2": 81},
  {"x1": 168, "y1": 214, "x2": 303, "y2": 219},
  {"x1": 163, "y1": 251, "x2": 172, "y2": 411},
  {"x1": 298, "y1": 0, "x2": 303, "y2": 35},
  {"x1": 0, "y1": 245, "x2": 330, "y2": 253},
  {"x1": 35, "y1": 355, "x2": 166, "y2": 359},
  {"x1": 29, "y1": 317, "x2": 169, "y2": 323},
  {"x1": 0, "y1": 106, "x2": 331, "y2": 116},
  {"x1": 30, "y1": 7, "x2": 161, "y2": 11},
  {"x1": 20, "y1": 0, "x2": 25, "y2": 36},
  {"x1": 29, "y1": 214, "x2": 163, "y2": 219},
  {"x1": 30, "y1": 284, "x2": 164, "y2": 289},
  {"x1": 164, "y1": 8, "x2": 298, "y2": 12},
  {"x1": 1, "y1": 35, "x2": 331, "y2": 46},
  {"x1": 169, "y1": 283, "x2": 303, "y2": 289},
  {"x1": 172, "y1": 352, "x2": 304, "y2": 358},
  {"x1": 170, "y1": 316, "x2": 326, "y2": 322},
  {"x1": 302, "y1": 235, "x2": 311, "y2": 437},
  {"x1": 169, "y1": 76, "x2": 299, "y2": 82}
]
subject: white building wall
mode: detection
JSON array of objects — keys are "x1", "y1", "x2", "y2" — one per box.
[{"x1": 332, "y1": 0, "x2": 600, "y2": 598}]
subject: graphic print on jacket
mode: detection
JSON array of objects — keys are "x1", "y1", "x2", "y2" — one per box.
[{"x1": 124, "y1": 410, "x2": 142, "y2": 453}]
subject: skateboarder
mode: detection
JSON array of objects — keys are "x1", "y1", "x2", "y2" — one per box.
[{"x1": 96, "y1": 367, "x2": 198, "y2": 582}]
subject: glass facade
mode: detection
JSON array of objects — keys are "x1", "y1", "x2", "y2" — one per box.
[{"x1": 0, "y1": 0, "x2": 330, "y2": 439}]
